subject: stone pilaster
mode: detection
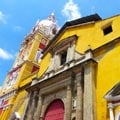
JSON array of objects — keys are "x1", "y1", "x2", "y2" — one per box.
[
  {"x1": 26, "y1": 91, "x2": 38, "y2": 120},
  {"x1": 33, "y1": 91, "x2": 42, "y2": 120},
  {"x1": 64, "y1": 85, "x2": 72, "y2": 120},
  {"x1": 66, "y1": 44, "x2": 75, "y2": 62},
  {"x1": 40, "y1": 103, "x2": 45, "y2": 120},
  {"x1": 54, "y1": 54, "x2": 60, "y2": 70},
  {"x1": 47, "y1": 57, "x2": 54, "y2": 72},
  {"x1": 76, "y1": 72, "x2": 83, "y2": 120},
  {"x1": 83, "y1": 60, "x2": 96, "y2": 120}
]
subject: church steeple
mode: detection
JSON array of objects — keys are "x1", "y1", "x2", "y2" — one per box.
[
  {"x1": 1, "y1": 13, "x2": 58, "y2": 91},
  {"x1": 0, "y1": 13, "x2": 59, "y2": 120}
]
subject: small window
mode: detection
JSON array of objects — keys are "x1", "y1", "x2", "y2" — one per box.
[
  {"x1": 103, "y1": 25, "x2": 113, "y2": 35},
  {"x1": 60, "y1": 51, "x2": 67, "y2": 65}
]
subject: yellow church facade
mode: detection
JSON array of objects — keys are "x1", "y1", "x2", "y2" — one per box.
[{"x1": 0, "y1": 13, "x2": 120, "y2": 120}]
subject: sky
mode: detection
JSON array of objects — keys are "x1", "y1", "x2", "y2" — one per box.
[{"x1": 0, "y1": 0, "x2": 120, "y2": 86}]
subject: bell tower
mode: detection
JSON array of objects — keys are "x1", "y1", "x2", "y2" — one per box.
[{"x1": 0, "y1": 13, "x2": 58, "y2": 120}]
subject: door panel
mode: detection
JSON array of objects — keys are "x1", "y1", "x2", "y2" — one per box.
[{"x1": 44, "y1": 99, "x2": 64, "y2": 120}]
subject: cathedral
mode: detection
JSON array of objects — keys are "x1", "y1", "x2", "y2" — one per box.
[{"x1": 0, "y1": 13, "x2": 120, "y2": 120}]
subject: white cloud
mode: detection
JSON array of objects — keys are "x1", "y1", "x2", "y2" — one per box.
[
  {"x1": 0, "y1": 48, "x2": 13, "y2": 60},
  {"x1": 14, "y1": 26, "x2": 23, "y2": 32},
  {"x1": 0, "y1": 11, "x2": 7, "y2": 24},
  {"x1": 62, "y1": 0, "x2": 82, "y2": 21}
]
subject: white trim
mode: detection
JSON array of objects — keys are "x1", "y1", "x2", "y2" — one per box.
[
  {"x1": 115, "y1": 111, "x2": 120, "y2": 120},
  {"x1": 104, "y1": 82, "x2": 120, "y2": 101},
  {"x1": 108, "y1": 103, "x2": 115, "y2": 120},
  {"x1": 109, "y1": 108, "x2": 114, "y2": 120},
  {"x1": 105, "y1": 94, "x2": 120, "y2": 101},
  {"x1": 15, "y1": 112, "x2": 21, "y2": 119}
]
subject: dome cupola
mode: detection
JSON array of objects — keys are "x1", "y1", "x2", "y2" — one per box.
[{"x1": 32, "y1": 13, "x2": 58, "y2": 38}]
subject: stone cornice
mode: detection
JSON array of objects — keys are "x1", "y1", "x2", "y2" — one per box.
[{"x1": 27, "y1": 49, "x2": 97, "y2": 91}]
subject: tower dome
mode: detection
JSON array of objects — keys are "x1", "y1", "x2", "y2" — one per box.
[{"x1": 32, "y1": 13, "x2": 58, "y2": 38}]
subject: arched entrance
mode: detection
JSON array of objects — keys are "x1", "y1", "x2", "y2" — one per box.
[{"x1": 44, "y1": 99, "x2": 64, "y2": 120}]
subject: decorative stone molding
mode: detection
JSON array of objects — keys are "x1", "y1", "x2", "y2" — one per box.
[
  {"x1": 46, "y1": 35, "x2": 78, "y2": 73},
  {"x1": 31, "y1": 78, "x2": 39, "y2": 86},
  {"x1": 52, "y1": 35, "x2": 78, "y2": 54},
  {"x1": 40, "y1": 76, "x2": 72, "y2": 95},
  {"x1": 41, "y1": 49, "x2": 94, "y2": 83}
]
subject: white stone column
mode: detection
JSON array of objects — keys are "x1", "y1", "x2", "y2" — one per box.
[{"x1": 108, "y1": 103, "x2": 114, "y2": 120}]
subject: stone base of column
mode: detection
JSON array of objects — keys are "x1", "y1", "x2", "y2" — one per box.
[{"x1": 76, "y1": 110, "x2": 82, "y2": 120}]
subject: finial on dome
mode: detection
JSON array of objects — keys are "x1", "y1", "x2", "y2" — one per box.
[{"x1": 48, "y1": 12, "x2": 56, "y2": 22}]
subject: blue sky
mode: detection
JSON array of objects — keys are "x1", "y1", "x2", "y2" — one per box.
[{"x1": 0, "y1": 0, "x2": 120, "y2": 86}]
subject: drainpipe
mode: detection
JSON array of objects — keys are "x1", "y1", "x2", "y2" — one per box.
[{"x1": 108, "y1": 103, "x2": 114, "y2": 120}]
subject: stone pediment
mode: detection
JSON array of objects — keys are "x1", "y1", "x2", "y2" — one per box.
[{"x1": 44, "y1": 35, "x2": 84, "y2": 73}]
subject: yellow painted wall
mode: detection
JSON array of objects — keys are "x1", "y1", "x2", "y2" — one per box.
[
  {"x1": 37, "y1": 53, "x2": 51, "y2": 77},
  {"x1": 96, "y1": 41, "x2": 120, "y2": 120},
  {"x1": 95, "y1": 16, "x2": 120, "y2": 119},
  {"x1": 10, "y1": 90, "x2": 28, "y2": 118},
  {"x1": 28, "y1": 33, "x2": 41, "y2": 61},
  {"x1": 93, "y1": 15, "x2": 120, "y2": 49},
  {"x1": 0, "y1": 95, "x2": 16, "y2": 119}
]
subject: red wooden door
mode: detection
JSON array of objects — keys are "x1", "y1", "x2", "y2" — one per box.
[{"x1": 44, "y1": 99, "x2": 64, "y2": 120}]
